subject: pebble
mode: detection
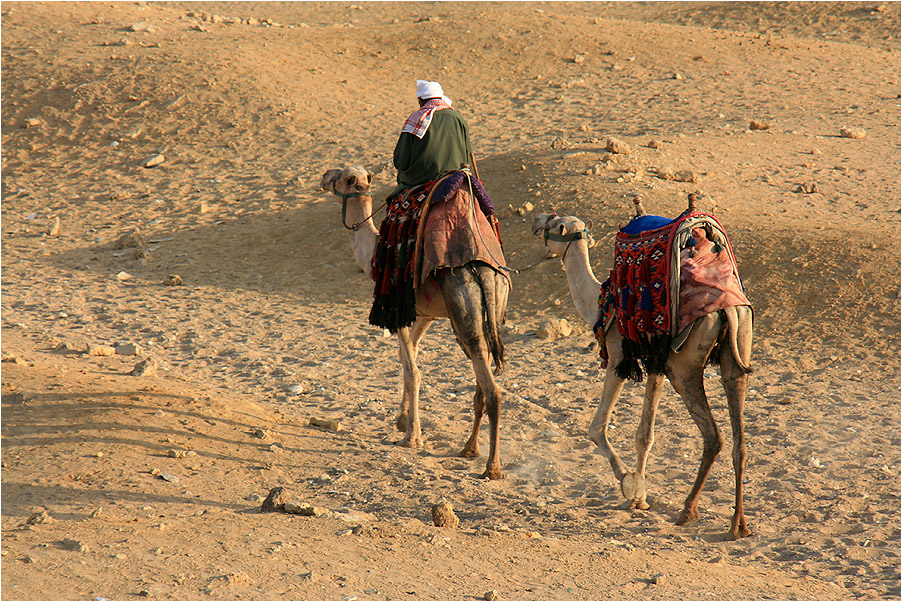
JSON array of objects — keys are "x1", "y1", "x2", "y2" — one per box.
[
  {"x1": 484, "y1": 591, "x2": 500, "y2": 601},
  {"x1": 128, "y1": 21, "x2": 155, "y2": 32},
  {"x1": 573, "y1": 54, "x2": 587, "y2": 63},
  {"x1": 646, "y1": 139, "x2": 662, "y2": 149},
  {"x1": 131, "y1": 356, "x2": 158, "y2": 377},
  {"x1": 25, "y1": 510, "x2": 55, "y2": 525},
  {"x1": 749, "y1": 120, "x2": 771, "y2": 130},
  {"x1": 261, "y1": 487, "x2": 286, "y2": 512},
  {"x1": 167, "y1": 449, "x2": 196, "y2": 459},
  {"x1": 283, "y1": 502, "x2": 329, "y2": 516},
  {"x1": 536, "y1": 318, "x2": 573, "y2": 340},
  {"x1": 431, "y1": 501, "x2": 460, "y2": 528},
  {"x1": 46, "y1": 216, "x2": 61, "y2": 237},
  {"x1": 163, "y1": 274, "x2": 183, "y2": 286},
  {"x1": 88, "y1": 345, "x2": 116, "y2": 357},
  {"x1": 141, "y1": 154, "x2": 165, "y2": 168},
  {"x1": 116, "y1": 342, "x2": 142, "y2": 356},
  {"x1": 113, "y1": 228, "x2": 145, "y2": 249},
  {"x1": 309, "y1": 417, "x2": 342, "y2": 432},
  {"x1": 60, "y1": 538, "x2": 89, "y2": 552},
  {"x1": 116, "y1": 271, "x2": 132, "y2": 281},
  {"x1": 840, "y1": 127, "x2": 866, "y2": 139},
  {"x1": 797, "y1": 182, "x2": 818, "y2": 194},
  {"x1": 606, "y1": 137, "x2": 631, "y2": 154},
  {"x1": 674, "y1": 170, "x2": 699, "y2": 183}
]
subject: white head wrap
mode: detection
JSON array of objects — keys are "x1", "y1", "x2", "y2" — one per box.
[{"x1": 416, "y1": 80, "x2": 452, "y2": 105}]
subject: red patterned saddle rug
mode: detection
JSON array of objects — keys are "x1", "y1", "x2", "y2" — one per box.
[{"x1": 594, "y1": 211, "x2": 750, "y2": 381}]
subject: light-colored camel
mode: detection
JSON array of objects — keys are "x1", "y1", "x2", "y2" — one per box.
[
  {"x1": 532, "y1": 200, "x2": 753, "y2": 540},
  {"x1": 321, "y1": 166, "x2": 511, "y2": 479}
]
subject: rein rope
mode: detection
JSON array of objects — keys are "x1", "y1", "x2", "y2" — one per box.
[{"x1": 336, "y1": 186, "x2": 385, "y2": 231}]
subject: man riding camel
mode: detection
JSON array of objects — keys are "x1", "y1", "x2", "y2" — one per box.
[{"x1": 390, "y1": 80, "x2": 474, "y2": 198}]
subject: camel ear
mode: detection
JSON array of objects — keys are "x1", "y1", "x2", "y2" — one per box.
[
  {"x1": 557, "y1": 223, "x2": 568, "y2": 237},
  {"x1": 367, "y1": 171, "x2": 374, "y2": 185},
  {"x1": 320, "y1": 169, "x2": 342, "y2": 191}
]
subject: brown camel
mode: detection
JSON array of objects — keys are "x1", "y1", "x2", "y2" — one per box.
[
  {"x1": 532, "y1": 198, "x2": 753, "y2": 540},
  {"x1": 321, "y1": 166, "x2": 510, "y2": 479}
]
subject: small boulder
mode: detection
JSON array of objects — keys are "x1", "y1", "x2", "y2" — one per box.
[
  {"x1": 260, "y1": 487, "x2": 286, "y2": 512},
  {"x1": 131, "y1": 356, "x2": 157, "y2": 377},
  {"x1": 535, "y1": 318, "x2": 573, "y2": 340},
  {"x1": 749, "y1": 120, "x2": 771, "y2": 131},
  {"x1": 840, "y1": 127, "x2": 866, "y2": 139},
  {"x1": 431, "y1": 501, "x2": 460, "y2": 529},
  {"x1": 605, "y1": 137, "x2": 631, "y2": 155}
]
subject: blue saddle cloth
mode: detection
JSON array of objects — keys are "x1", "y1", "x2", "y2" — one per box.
[{"x1": 620, "y1": 215, "x2": 674, "y2": 235}]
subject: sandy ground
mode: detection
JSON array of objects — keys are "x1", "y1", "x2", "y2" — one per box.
[{"x1": 1, "y1": 1, "x2": 900, "y2": 600}]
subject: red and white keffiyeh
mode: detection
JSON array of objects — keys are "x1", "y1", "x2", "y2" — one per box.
[{"x1": 400, "y1": 98, "x2": 452, "y2": 139}]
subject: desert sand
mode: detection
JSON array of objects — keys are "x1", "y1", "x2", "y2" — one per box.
[{"x1": 1, "y1": 2, "x2": 900, "y2": 600}]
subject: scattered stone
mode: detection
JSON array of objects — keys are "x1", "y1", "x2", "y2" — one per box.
[
  {"x1": 59, "y1": 538, "x2": 89, "y2": 552},
  {"x1": 550, "y1": 136, "x2": 570, "y2": 149},
  {"x1": 840, "y1": 127, "x2": 866, "y2": 139},
  {"x1": 287, "y1": 384, "x2": 304, "y2": 395},
  {"x1": 88, "y1": 345, "x2": 117, "y2": 357},
  {"x1": 646, "y1": 139, "x2": 662, "y2": 149},
  {"x1": 11, "y1": 391, "x2": 35, "y2": 404},
  {"x1": 672, "y1": 72, "x2": 683, "y2": 80},
  {"x1": 157, "y1": 472, "x2": 180, "y2": 483},
  {"x1": 572, "y1": 54, "x2": 586, "y2": 63},
  {"x1": 23, "y1": 117, "x2": 43, "y2": 128},
  {"x1": 749, "y1": 120, "x2": 771, "y2": 131},
  {"x1": 431, "y1": 501, "x2": 460, "y2": 529},
  {"x1": 309, "y1": 417, "x2": 342, "y2": 432},
  {"x1": 141, "y1": 154, "x2": 165, "y2": 168},
  {"x1": 46, "y1": 217, "x2": 61, "y2": 237},
  {"x1": 652, "y1": 573, "x2": 667, "y2": 586},
  {"x1": 268, "y1": 444, "x2": 283, "y2": 453},
  {"x1": 261, "y1": 487, "x2": 286, "y2": 512},
  {"x1": 797, "y1": 182, "x2": 819, "y2": 194},
  {"x1": 116, "y1": 271, "x2": 132, "y2": 282},
  {"x1": 116, "y1": 342, "x2": 142, "y2": 356},
  {"x1": 484, "y1": 590, "x2": 500, "y2": 601},
  {"x1": 605, "y1": 137, "x2": 631, "y2": 154},
  {"x1": 163, "y1": 274, "x2": 182, "y2": 286},
  {"x1": 283, "y1": 502, "x2": 329, "y2": 517},
  {"x1": 673, "y1": 170, "x2": 699, "y2": 183},
  {"x1": 535, "y1": 318, "x2": 573, "y2": 340},
  {"x1": 113, "y1": 228, "x2": 145, "y2": 249},
  {"x1": 168, "y1": 449, "x2": 196, "y2": 459},
  {"x1": 131, "y1": 356, "x2": 158, "y2": 377},
  {"x1": 253, "y1": 429, "x2": 272, "y2": 441},
  {"x1": 128, "y1": 21, "x2": 155, "y2": 32},
  {"x1": 25, "y1": 510, "x2": 55, "y2": 525}
]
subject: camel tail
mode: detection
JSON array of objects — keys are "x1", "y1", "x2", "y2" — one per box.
[
  {"x1": 724, "y1": 306, "x2": 753, "y2": 374},
  {"x1": 473, "y1": 264, "x2": 506, "y2": 375}
]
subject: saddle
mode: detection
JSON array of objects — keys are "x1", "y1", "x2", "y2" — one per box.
[
  {"x1": 595, "y1": 210, "x2": 750, "y2": 381},
  {"x1": 368, "y1": 170, "x2": 506, "y2": 332}
]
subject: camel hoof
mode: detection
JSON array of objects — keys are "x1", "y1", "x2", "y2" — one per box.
[
  {"x1": 459, "y1": 446, "x2": 480, "y2": 459},
  {"x1": 727, "y1": 524, "x2": 752, "y2": 540},
  {"x1": 395, "y1": 414, "x2": 409, "y2": 432},
  {"x1": 676, "y1": 508, "x2": 700, "y2": 526},
  {"x1": 481, "y1": 467, "x2": 504, "y2": 480},
  {"x1": 628, "y1": 500, "x2": 650, "y2": 511},
  {"x1": 620, "y1": 472, "x2": 647, "y2": 503},
  {"x1": 396, "y1": 436, "x2": 422, "y2": 449}
]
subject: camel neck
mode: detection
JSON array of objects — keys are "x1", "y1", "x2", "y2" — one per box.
[
  {"x1": 562, "y1": 241, "x2": 603, "y2": 329},
  {"x1": 344, "y1": 196, "x2": 379, "y2": 276}
]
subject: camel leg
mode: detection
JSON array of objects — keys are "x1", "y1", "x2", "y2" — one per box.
[
  {"x1": 721, "y1": 307, "x2": 753, "y2": 539},
  {"x1": 588, "y1": 328, "x2": 631, "y2": 489},
  {"x1": 396, "y1": 326, "x2": 424, "y2": 448},
  {"x1": 460, "y1": 385, "x2": 484, "y2": 458},
  {"x1": 396, "y1": 317, "x2": 433, "y2": 432},
  {"x1": 441, "y1": 266, "x2": 504, "y2": 480},
  {"x1": 667, "y1": 315, "x2": 723, "y2": 527},
  {"x1": 621, "y1": 372, "x2": 666, "y2": 510}
]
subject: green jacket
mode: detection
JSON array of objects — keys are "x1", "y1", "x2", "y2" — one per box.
[{"x1": 391, "y1": 107, "x2": 473, "y2": 197}]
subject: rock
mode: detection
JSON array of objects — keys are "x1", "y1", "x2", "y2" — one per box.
[
  {"x1": 431, "y1": 501, "x2": 460, "y2": 528},
  {"x1": 484, "y1": 591, "x2": 500, "y2": 601},
  {"x1": 25, "y1": 511, "x2": 55, "y2": 525},
  {"x1": 840, "y1": 127, "x2": 866, "y2": 139},
  {"x1": 131, "y1": 356, "x2": 157, "y2": 377},
  {"x1": 673, "y1": 170, "x2": 699, "y2": 183},
  {"x1": 606, "y1": 137, "x2": 631, "y2": 154},
  {"x1": 749, "y1": 120, "x2": 771, "y2": 130},
  {"x1": 797, "y1": 182, "x2": 818, "y2": 194},
  {"x1": 163, "y1": 274, "x2": 182, "y2": 286},
  {"x1": 59, "y1": 538, "x2": 89, "y2": 552},
  {"x1": 522, "y1": 201, "x2": 535, "y2": 213},
  {"x1": 261, "y1": 487, "x2": 286, "y2": 512},
  {"x1": 141, "y1": 154, "x2": 165, "y2": 168},
  {"x1": 253, "y1": 429, "x2": 272, "y2": 440},
  {"x1": 672, "y1": 72, "x2": 683, "y2": 80},
  {"x1": 655, "y1": 167, "x2": 675, "y2": 180},
  {"x1": 88, "y1": 345, "x2": 117, "y2": 357},
  {"x1": 550, "y1": 136, "x2": 569, "y2": 149},
  {"x1": 309, "y1": 417, "x2": 342, "y2": 432},
  {"x1": 116, "y1": 271, "x2": 132, "y2": 281},
  {"x1": 168, "y1": 449, "x2": 196, "y2": 459},
  {"x1": 46, "y1": 217, "x2": 61, "y2": 237},
  {"x1": 113, "y1": 228, "x2": 145, "y2": 250},
  {"x1": 128, "y1": 21, "x2": 155, "y2": 32},
  {"x1": 157, "y1": 472, "x2": 180, "y2": 483},
  {"x1": 22, "y1": 117, "x2": 43, "y2": 129},
  {"x1": 11, "y1": 391, "x2": 35, "y2": 404},
  {"x1": 652, "y1": 573, "x2": 667, "y2": 586},
  {"x1": 572, "y1": 54, "x2": 586, "y2": 63},
  {"x1": 646, "y1": 140, "x2": 662, "y2": 149},
  {"x1": 283, "y1": 502, "x2": 328, "y2": 516},
  {"x1": 535, "y1": 318, "x2": 573, "y2": 340},
  {"x1": 116, "y1": 342, "x2": 142, "y2": 356}
]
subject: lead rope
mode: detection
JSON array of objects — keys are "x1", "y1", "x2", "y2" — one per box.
[{"x1": 337, "y1": 187, "x2": 386, "y2": 231}]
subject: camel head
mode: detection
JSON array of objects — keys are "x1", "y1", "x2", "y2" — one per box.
[
  {"x1": 532, "y1": 213, "x2": 595, "y2": 256},
  {"x1": 320, "y1": 166, "x2": 374, "y2": 199}
]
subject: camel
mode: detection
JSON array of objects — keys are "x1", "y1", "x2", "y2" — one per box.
[
  {"x1": 532, "y1": 197, "x2": 753, "y2": 540},
  {"x1": 321, "y1": 166, "x2": 511, "y2": 479}
]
